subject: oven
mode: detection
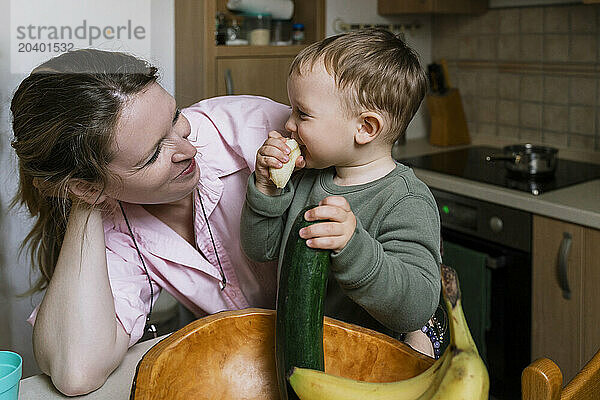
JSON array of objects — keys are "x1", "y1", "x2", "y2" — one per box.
[{"x1": 432, "y1": 188, "x2": 531, "y2": 400}]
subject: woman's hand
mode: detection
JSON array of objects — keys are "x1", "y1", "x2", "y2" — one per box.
[
  {"x1": 299, "y1": 196, "x2": 357, "y2": 254},
  {"x1": 254, "y1": 130, "x2": 304, "y2": 196}
]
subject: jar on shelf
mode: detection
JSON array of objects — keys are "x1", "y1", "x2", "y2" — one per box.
[
  {"x1": 243, "y1": 12, "x2": 272, "y2": 46},
  {"x1": 226, "y1": 18, "x2": 248, "y2": 45},
  {"x1": 271, "y1": 19, "x2": 292, "y2": 46},
  {"x1": 292, "y1": 23, "x2": 305, "y2": 44},
  {"x1": 215, "y1": 12, "x2": 227, "y2": 45}
]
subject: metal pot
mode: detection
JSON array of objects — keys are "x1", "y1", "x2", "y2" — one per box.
[{"x1": 486, "y1": 144, "x2": 558, "y2": 177}]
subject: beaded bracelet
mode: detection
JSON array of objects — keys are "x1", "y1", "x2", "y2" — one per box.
[{"x1": 421, "y1": 307, "x2": 448, "y2": 359}]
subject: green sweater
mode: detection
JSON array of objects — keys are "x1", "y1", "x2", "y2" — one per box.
[{"x1": 240, "y1": 164, "x2": 441, "y2": 335}]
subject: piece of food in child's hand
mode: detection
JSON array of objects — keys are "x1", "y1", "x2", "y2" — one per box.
[{"x1": 269, "y1": 139, "x2": 300, "y2": 188}]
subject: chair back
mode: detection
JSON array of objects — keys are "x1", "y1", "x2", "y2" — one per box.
[{"x1": 522, "y1": 349, "x2": 600, "y2": 400}]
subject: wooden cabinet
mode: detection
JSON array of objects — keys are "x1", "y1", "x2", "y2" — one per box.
[
  {"x1": 175, "y1": 0, "x2": 325, "y2": 107},
  {"x1": 531, "y1": 215, "x2": 600, "y2": 384},
  {"x1": 215, "y1": 52, "x2": 296, "y2": 105},
  {"x1": 378, "y1": 0, "x2": 487, "y2": 14}
]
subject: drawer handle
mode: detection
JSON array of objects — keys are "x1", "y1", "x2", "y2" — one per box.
[
  {"x1": 225, "y1": 69, "x2": 234, "y2": 95},
  {"x1": 486, "y1": 255, "x2": 506, "y2": 270},
  {"x1": 557, "y1": 232, "x2": 572, "y2": 300}
]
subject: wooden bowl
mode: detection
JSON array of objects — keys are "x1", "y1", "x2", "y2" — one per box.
[{"x1": 130, "y1": 308, "x2": 433, "y2": 400}]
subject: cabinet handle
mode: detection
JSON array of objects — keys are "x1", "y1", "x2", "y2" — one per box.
[
  {"x1": 557, "y1": 232, "x2": 572, "y2": 300},
  {"x1": 486, "y1": 255, "x2": 506, "y2": 270},
  {"x1": 224, "y1": 69, "x2": 234, "y2": 95}
]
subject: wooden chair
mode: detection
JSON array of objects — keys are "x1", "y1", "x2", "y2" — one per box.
[{"x1": 522, "y1": 349, "x2": 600, "y2": 400}]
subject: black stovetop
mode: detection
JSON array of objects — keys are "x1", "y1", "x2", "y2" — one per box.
[{"x1": 397, "y1": 146, "x2": 600, "y2": 195}]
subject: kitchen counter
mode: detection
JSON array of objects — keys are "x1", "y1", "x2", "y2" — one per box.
[
  {"x1": 18, "y1": 335, "x2": 167, "y2": 399},
  {"x1": 393, "y1": 136, "x2": 600, "y2": 230}
]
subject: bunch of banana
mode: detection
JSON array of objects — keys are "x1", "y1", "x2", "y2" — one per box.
[{"x1": 287, "y1": 264, "x2": 489, "y2": 400}]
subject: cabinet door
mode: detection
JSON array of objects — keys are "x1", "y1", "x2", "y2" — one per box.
[
  {"x1": 216, "y1": 57, "x2": 294, "y2": 105},
  {"x1": 583, "y1": 227, "x2": 600, "y2": 367},
  {"x1": 532, "y1": 215, "x2": 584, "y2": 384}
]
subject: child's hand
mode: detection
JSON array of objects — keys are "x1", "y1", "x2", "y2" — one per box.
[
  {"x1": 299, "y1": 196, "x2": 357, "y2": 253},
  {"x1": 255, "y1": 131, "x2": 304, "y2": 195}
]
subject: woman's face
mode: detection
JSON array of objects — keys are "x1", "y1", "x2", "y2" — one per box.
[{"x1": 105, "y1": 82, "x2": 199, "y2": 204}]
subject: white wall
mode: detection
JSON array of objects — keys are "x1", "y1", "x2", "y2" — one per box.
[
  {"x1": 0, "y1": 0, "x2": 432, "y2": 379},
  {"x1": 0, "y1": 0, "x2": 175, "y2": 378},
  {"x1": 326, "y1": 0, "x2": 432, "y2": 139},
  {"x1": 0, "y1": 0, "x2": 40, "y2": 379}
]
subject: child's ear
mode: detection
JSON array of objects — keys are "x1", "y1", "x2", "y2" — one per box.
[
  {"x1": 355, "y1": 111, "x2": 385, "y2": 145},
  {"x1": 68, "y1": 179, "x2": 108, "y2": 205}
]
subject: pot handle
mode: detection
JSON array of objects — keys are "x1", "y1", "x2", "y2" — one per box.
[
  {"x1": 557, "y1": 232, "x2": 572, "y2": 300},
  {"x1": 485, "y1": 155, "x2": 516, "y2": 162}
]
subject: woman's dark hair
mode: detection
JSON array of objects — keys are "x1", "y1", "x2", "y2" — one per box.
[{"x1": 10, "y1": 49, "x2": 159, "y2": 294}]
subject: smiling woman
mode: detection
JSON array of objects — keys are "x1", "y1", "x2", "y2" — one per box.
[{"x1": 10, "y1": 49, "x2": 290, "y2": 396}]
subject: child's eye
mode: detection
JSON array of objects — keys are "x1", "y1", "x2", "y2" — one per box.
[{"x1": 297, "y1": 109, "x2": 309, "y2": 119}]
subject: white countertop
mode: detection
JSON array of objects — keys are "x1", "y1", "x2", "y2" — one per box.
[
  {"x1": 392, "y1": 136, "x2": 600, "y2": 230},
  {"x1": 18, "y1": 335, "x2": 167, "y2": 399}
]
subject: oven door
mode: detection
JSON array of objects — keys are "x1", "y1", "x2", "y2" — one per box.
[{"x1": 441, "y1": 228, "x2": 531, "y2": 400}]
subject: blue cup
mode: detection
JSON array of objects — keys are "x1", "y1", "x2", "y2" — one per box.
[{"x1": 0, "y1": 351, "x2": 22, "y2": 400}]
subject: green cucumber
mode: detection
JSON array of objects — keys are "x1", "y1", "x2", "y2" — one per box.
[{"x1": 275, "y1": 206, "x2": 331, "y2": 400}]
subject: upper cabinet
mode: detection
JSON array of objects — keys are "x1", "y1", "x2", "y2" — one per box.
[
  {"x1": 490, "y1": 0, "x2": 597, "y2": 6},
  {"x1": 378, "y1": 0, "x2": 487, "y2": 14},
  {"x1": 175, "y1": 0, "x2": 325, "y2": 107}
]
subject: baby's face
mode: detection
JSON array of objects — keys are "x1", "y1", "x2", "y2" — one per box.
[{"x1": 284, "y1": 63, "x2": 359, "y2": 170}]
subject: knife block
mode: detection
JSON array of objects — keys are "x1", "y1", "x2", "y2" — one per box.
[{"x1": 427, "y1": 88, "x2": 470, "y2": 147}]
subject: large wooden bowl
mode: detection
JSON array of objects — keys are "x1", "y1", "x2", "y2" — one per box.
[{"x1": 130, "y1": 308, "x2": 433, "y2": 400}]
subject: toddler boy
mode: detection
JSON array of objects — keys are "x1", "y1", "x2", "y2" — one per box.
[{"x1": 241, "y1": 28, "x2": 442, "y2": 356}]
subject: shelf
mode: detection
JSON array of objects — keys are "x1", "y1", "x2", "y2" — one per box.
[
  {"x1": 175, "y1": 0, "x2": 324, "y2": 106},
  {"x1": 215, "y1": 45, "x2": 307, "y2": 58}
]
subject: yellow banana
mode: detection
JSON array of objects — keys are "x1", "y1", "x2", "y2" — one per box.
[
  {"x1": 269, "y1": 138, "x2": 300, "y2": 188},
  {"x1": 428, "y1": 265, "x2": 489, "y2": 399},
  {"x1": 287, "y1": 265, "x2": 490, "y2": 400},
  {"x1": 288, "y1": 348, "x2": 450, "y2": 400},
  {"x1": 429, "y1": 350, "x2": 488, "y2": 400},
  {"x1": 413, "y1": 347, "x2": 454, "y2": 400}
]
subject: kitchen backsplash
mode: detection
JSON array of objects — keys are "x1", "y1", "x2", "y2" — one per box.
[{"x1": 431, "y1": 4, "x2": 599, "y2": 151}]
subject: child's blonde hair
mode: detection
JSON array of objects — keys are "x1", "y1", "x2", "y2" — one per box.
[{"x1": 289, "y1": 28, "x2": 427, "y2": 143}]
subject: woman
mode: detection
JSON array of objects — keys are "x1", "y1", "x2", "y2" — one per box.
[{"x1": 10, "y1": 49, "x2": 291, "y2": 395}]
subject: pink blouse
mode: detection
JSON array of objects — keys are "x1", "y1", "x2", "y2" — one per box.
[{"x1": 28, "y1": 95, "x2": 291, "y2": 346}]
